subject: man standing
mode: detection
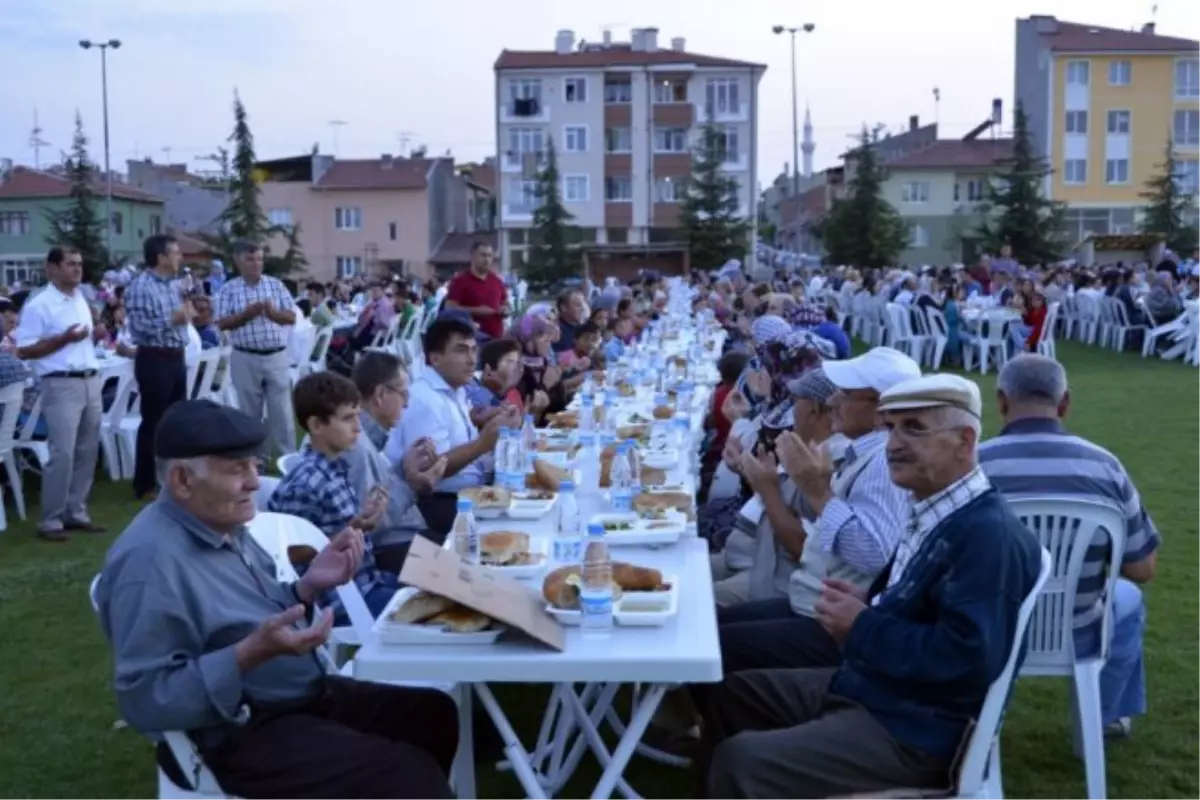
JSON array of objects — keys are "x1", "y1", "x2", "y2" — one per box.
[
  {"x1": 216, "y1": 240, "x2": 297, "y2": 462},
  {"x1": 125, "y1": 234, "x2": 193, "y2": 500},
  {"x1": 444, "y1": 242, "x2": 507, "y2": 340},
  {"x1": 15, "y1": 247, "x2": 107, "y2": 541}
]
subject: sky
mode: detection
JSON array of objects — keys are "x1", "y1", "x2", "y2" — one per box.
[{"x1": 1, "y1": 0, "x2": 1197, "y2": 186}]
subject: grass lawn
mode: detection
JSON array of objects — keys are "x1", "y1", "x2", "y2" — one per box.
[{"x1": 0, "y1": 340, "x2": 1195, "y2": 799}]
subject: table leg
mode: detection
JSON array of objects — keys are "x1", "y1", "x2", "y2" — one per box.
[
  {"x1": 451, "y1": 684, "x2": 476, "y2": 800},
  {"x1": 474, "y1": 684, "x2": 550, "y2": 799}
]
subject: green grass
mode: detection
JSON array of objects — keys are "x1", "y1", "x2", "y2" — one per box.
[{"x1": 0, "y1": 340, "x2": 1196, "y2": 798}]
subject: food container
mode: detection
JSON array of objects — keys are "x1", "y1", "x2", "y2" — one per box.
[
  {"x1": 589, "y1": 513, "x2": 684, "y2": 547},
  {"x1": 484, "y1": 536, "x2": 550, "y2": 580},
  {"x1": 506, "y1": 491, "x2": 559, "y2": 520},
  {"x1": 375, "y1": 589, "x2": 505, "y2": 646}
]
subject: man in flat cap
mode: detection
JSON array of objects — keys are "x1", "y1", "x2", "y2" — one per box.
[
  {"x1": 95, "y1": 400, "x2": 458, "y2": 798},
  {"x1": 697, "y1": 373, "x2": 1042, "y2": 799}
]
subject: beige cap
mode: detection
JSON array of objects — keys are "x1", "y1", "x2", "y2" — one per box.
[{"x1": 877, "y1": 373, "x2": 983, "y2": 419}]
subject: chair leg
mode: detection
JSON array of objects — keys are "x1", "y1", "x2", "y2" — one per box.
[
  {"x1": 1070, "y1": 667, "x2": 1108, "y2": 800},
  {"x1": 4, "y1": 452, "x2": 25, "y2": 521}
]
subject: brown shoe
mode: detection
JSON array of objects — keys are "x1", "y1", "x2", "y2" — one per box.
[
  {"x1": 38, "y1": 529, "x2": 70, "y2": 542},
  {"x1": 65, "y1": 520, "x2": 107, "y2": 533}
]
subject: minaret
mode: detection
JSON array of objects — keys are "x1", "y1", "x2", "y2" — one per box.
[{"x1": 801, "y1": 104, "x2": 815, "y2": 178}]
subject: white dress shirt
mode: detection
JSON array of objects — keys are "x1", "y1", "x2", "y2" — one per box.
[
  {"x1": 14, "y1": 284, "x2": 99, "y2": 377},
  {"x1": 385, "y1": 368, "x2": 487, "y2": 492}
]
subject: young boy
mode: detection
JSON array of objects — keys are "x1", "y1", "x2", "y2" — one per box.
[
  {"x1": 269, "y1": 371, "x2": 396, "y2": 625},
  {"x1": 558, "y1": 321, "x2": 600, "y2": 370}
]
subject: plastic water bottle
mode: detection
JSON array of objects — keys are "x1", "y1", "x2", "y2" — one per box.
[
  {"x1": 494, "y1": 428, "x2": 513, "y2": 490},
  {"x1": 554, "y1": 480, "x2": 582, "y2": 563},
  {"x1": 580, "y1": 523, "x2": 614, "y2": 638},
  {"x1": 671, "y1": 412, "x2": 692, "y2": 475},
  {"x1": 624, "y1": 439, "x2": 643, "y2": 494},
  {"x1": 505, "y1": 429, "x2": 525, "y2": 491},
  {"x1": 578, "y1": 432, "x2": 601, "y2": 498},
  {"x1": 520, "y1": 414, "x2": 537, "y2": 473},
  {"x1": 601, "y1": 391, "x2": 617, "y2": 435},
  {"x1": 452, "y1": 499, "x2": 479, "y2": 565},
  {"x1": 579, "y1": 392, "x2": 596, "y2": 434},
  {"x1": 677, "y1": 381, "x2": 695, "y2": 415},
  {"x1": 610, "y1": 443, "x2": 634, "y2": 512}
]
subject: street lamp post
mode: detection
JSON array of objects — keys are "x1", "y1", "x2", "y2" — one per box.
[
  {"x1": 771, "y1": 23, "x2": 815, "y2": 198},
  {"x1": 79, "y1": 38, "x2": 121, "y2": 254}
]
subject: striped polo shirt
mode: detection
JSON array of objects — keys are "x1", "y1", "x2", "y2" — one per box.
[{"x1": 977, "y1": 417, "x2": 1160, "y2": 637}]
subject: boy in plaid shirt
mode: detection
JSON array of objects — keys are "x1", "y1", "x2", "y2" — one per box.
[{"x1": 269, "y1": 372, "x2": 394, "y2": 625}]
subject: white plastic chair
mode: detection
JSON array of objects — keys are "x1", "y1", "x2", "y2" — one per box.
[
  {"x1": 14, "y1": 392, "x2": 50, "y2": 475},
  {"x1": 300, "y1": 328, "x2": 333, "y2": 378},
  {"x1": 923, "y1": 307, "x2": 951, "y2": 370},
  {"x1": 962, "y1": 313, "x2": 1011, "y2": 375},
  {"x1": 1073, "y1": 294, "x2": 1100, "y2": 345},
  {"x1": 106, "y1": 365, "x2": 143, "y2": 481},
  {"x1": 1036, "y1": 302, "x2": 1060, "y2": 361},
  {"x1": 276, "y1": 452, "x2": 302, "y2": 476},
  {"x1": 188, "y1": 348, "x2": 223, "y2": 400},
  {"x1": 1006, "y1": 496, "x2": 1128, "y2": 800},
  {"x1": 884, "y1": 303, "x2": 926, "y2": 362},
  {"x1": 0, "y1": 381, "x2": 29, "y2": 521},
  {"x1": 254, "y1": 476, "x2": 279, "y2": 511}
]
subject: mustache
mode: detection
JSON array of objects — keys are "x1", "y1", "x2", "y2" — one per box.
[{"x1": 886, "y1": 453, "x2": 916, "y2": 464}]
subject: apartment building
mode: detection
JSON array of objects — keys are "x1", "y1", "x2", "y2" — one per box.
[
  {"x1": 493, "y1": 27, "x2": 765, "y2": 271},
  {"x1": 1014, "y1": 15, "x2": 1199, "y2": 242}
]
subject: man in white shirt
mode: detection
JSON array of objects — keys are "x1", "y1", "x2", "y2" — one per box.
[
  {"x1": 15, "y1": 247, "x2": 107, "y2": 541},
  {"x1": 385, "y1": 317, "x2": 516, "y2": 535}
]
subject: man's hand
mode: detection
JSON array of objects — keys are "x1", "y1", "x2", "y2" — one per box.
[
  {"x1": 244, "y1": 300, "x2": 267, "y2": 318},
  {"x1": 814, "y1": 579, "x2": 868, "y2": 643},
  {"x1": 776, "y1": 432, "x2": 834, "y2": 494},
  {"x1": 574, "y1": 356, "x2": 591, "y2": 372},
  {"x1": 411, "y1": 456, "x2": 447, "y2": 493},
  {"x1": 236, "y1": 605, "x2": 334, "y2": 671},
  {"x1": 297, "y1": 526, "x2": 363, "y2": 599},
  {"x1": 479, "y1": 412, "x2": 507, "y2": 449},
  {"x1": 91, "y1": 323, "x2": 109, "y2": 343},
  {"x1": 722, "y1": 435, "x2": 745, "y2": 473},
  {"x1": 529, "y1": 389, "x2": 551, "y2": 414},
  {"x1": 61, "y1": 324, "x2": 90, "y2": 344},
  {"x1": 739, "y1": 449, "x2": 779, "y2": 492},
  {"x1": 358, "y1": 486, "x2": 388, "y2": 529},
  {"x1": 499, "y1": 404, "x2": 523, "y2": 428},
  {"x1": 721, "y1": 389, "x2": 751, "y2": 423},
  {"x1": 470, "y1": 405, "x2": 503, "y2": 429}
]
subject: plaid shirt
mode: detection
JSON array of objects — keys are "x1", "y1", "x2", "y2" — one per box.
[
  {"x1": 125, "y1": 269, "x2": 188, "y2": 348},
  {"x1": 267, "y1": 446, "x2": 397, "y2": 621},
  {"x1": 216, "y1": 275, "x2": 296, "y2": 350}
]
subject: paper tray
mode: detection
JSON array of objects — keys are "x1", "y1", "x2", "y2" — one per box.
[
  {"x1": 591, "y1": 512, "x2": 685, "y2": 547},
  {"x1": 544, "y1": 576, "x2": 679, "y2": 628},
  {"x1": 374, "y1": 588, "x2": 505, "y2": 646}
]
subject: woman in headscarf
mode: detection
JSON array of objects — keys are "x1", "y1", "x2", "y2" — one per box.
[
  {"x1": 1145, "y1": 271, "x2": 1184, "y2": 325},
  {"x1": 509, "y1": 313, "x2": 566, "y2": 418}
]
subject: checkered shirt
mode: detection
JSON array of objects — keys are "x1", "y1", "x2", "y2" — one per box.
[
  {"x1": 267, "y1": 446, "x2": 396, "y2": 621},
  {"x1": 216, "y1": 275, "x2": 296, "y2": 350},
  {"x1": 884, "y1": 467, "x2": 993, "y2": 593},
  {"x1": 125, "y1": 270, "x2": 188, "y2": 348}
]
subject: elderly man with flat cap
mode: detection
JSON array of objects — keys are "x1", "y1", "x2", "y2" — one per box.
[
  {"x1": 95, "y1": 400, "x2": 459, "y2": 799},
  {"x1": 696, "y1": 374, "x2": 1042, "y2": 800}
]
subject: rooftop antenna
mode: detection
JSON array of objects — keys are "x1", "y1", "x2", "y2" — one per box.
[
  {"x1": 161, "y1": 146, "x2": 173, "y2": 163},
  {"x1": 328, "y1": 119, "x2": 348, "y2": 157},
  {"x1": 397, "y1": 131, "x2": 415, "y2": 155},
  {"x1": 932, "y1": 87, "x2": 941, "y2": 127},
  {"x1": 29, "y1": 108, "x2": 50, "y2": 169}
]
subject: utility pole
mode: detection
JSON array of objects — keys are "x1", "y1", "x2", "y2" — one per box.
[
  {"x1": 771, "y1": 23, "x2": 815, "y2": 197},
  {"x1": 29, "y1": 108, "x2": 50, "y2": 170},
  {"x1": 79, "y1": 37, "x2": 122, "y2": 251}
]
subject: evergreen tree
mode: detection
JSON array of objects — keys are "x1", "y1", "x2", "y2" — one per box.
[
  {"x1": 679, "y1": 118, "x2": 750, "y2": 267},
  {"x1": 975, "y1": 102, "x2": 1066, "y2": 264},
  {"x1": 819, "y1": 126, "x2": 909, "y2": 267},
  {"x1": 44, "y1": 112, "x2": 109, "y2": 281},
  {"x1": 524, "y1": 138, "x2": 579, "y2": 286},
  {"x1": 269, "y1": 221, "x2": 309, "y2": 276},
  {"x1": 1139, "y1": 137, "x2": 1199, "y2": 254}
]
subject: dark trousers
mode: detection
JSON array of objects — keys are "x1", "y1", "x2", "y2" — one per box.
[
  {"x1": 717, "y1": 598, "x2": 843, "y2": 675},
  {"x1": 417, "y1": 493, "x2": 458, "y2": 542},
  {"x1": 697, "y1": 668, "x2": 951, "y2": 799},
  {"x1": 202, "y1": 677, "x2": 458, "y2": 799},
  {"x1": 133, "y1": 348, "x2": 187, "y2": 497}
]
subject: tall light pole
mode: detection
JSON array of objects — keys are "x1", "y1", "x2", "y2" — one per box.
[
  {"x1": 79, "y1": 38, "x2": 121, "y2": 253},
  {"x1": 771, "y1": 23, "x2": 814, "y2": 198}
]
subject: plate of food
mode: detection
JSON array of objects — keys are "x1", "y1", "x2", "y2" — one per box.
[
  {"x1": 632, "y1": 491, "x2": 693, "y2": 520},
  {"x1": 616, "y1": 573, "x2": 679, "y2": 626},
  {"x1": 542, "y1": 563, "x2": 671, "y2": 625},
  {"x1": 479, "y1": 530, "x2": 548, "y2": 578},
  {"x1": 459, "y1": 486, "x2": 512, "y2": 519},
  {"x1": 640, "y1": 448, "x2": 678, "y2": 470},
  {"x1": 506, "y1": 490, "x2": 558, "y2": 520},
  {"x1": 589, "y1": 513, "x2": 684, "y2": 546},
  {"x1": 377, "y1": 590, "x2": 503, "y2": 645}
]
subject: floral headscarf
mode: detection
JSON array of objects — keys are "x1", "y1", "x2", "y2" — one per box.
[{"x1": 756, "y1": 331, "x2": 827, "y2": 414}]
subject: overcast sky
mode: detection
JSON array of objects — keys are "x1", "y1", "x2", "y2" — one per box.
[{"x1": 1, "y1": 0, "x2": 1196, "y2": 184}]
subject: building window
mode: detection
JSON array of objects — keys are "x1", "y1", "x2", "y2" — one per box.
[
  {"x1": 336, "y1": 256, "x2": 362, "y2": 277},
  {"x1": 1111, "y1": 208, "x2": 1136, "y2": 234},
  {"x1": 149, "y1": 214, "x2": 162, "y2": 235},
  {"x1": 1175, "y1": 160, "x2": 1200, "y2": 195},
  {"x1": 605, "y1": 176, "x2": 633, "y2": 202},
  {"x1": 563, "y1": 77, "x2": 587, "y2": 103},
  {"x1": 1106, "y1": 110, "x2": 1131, "y2": 134},
  {"x1": 653, "y1": 79, "x2": 688, "y2": 104},
  {"x1": 1065, "y1": 110, "x2": 1088, "y2": 134},
  {"x1": 506, "y1": 127, "x2": 546, "y2": 168},
  {"x1": 1174, "y1": 109, "x2": 1200, "y2": 146},
  {"x1": 0, "y1": 211, "x2": 31, "y2": 236},
  {"x1": 334, "y1": 207, "x2": 362, "y2": 230},
  {"x1": 110, "y1": 211, "x2": 123, "y2": 235},
  {"x1": 1176, "y1": 58, "x2": 1199, "y2": 99},
  {"x1": 1105, "y1": 158, "x2": 1129, "y2": 184},
  {"x1": 508, "y1": 79, "x2": 543, "y2": 117},
  {"x1": 653, "y1": 127, "x2": 687, "y2": 153},
  {"x1": 901, "y1": 181, "x2": 930, "y2": 203},
  {"x1": 1108, "y1": 60, "x2": 1132, "y2": 86},
  {"x1": 268, "y1": 207, "x2": 293, "y2": 228},
  {"x1": 563, "y1": 175, "x2": 589, "y2": 203},
  {"x1": 605, "y1": 127, "x2": 632, "y2": 153},
  {"x1": 508, "y1": 228, "x2": 527, "y2": 245},
  {"x1": 715, "y1": 126, "x2": 740, "y2": 164},
  {"x1": 655, "y1": 177, "x2": 680, "y2": 202},
  {"x1": 1063, "y1": 207, "x2": 1114, "y2": 241},
  {"x1": 954, "y1": 179, "x2": 986, "y2": 203},
  {"x1": 704, "y1": 78, "x2": 740, "y2": 117},
  {"x1": 606, "y1": 227, "x2": 628, "y2": 244},
  {"x1": 908, "y1": 224, "x2": 930, "y2": 249},
  {"x1": 563, "y1": 125, "x2": 588, "y2": 153},
  {"x1": 1066, "y1": 60, "x2": 1090, "y2": 85},
  {"x1": 604, "y1": 80, "x2": 632, "y2": 104},
  {"x1": 1063, "y1": 158, "x2": 1087, "y2": 184},
  {"x1": 506, "y1": 178, "x2": 538, "y2": 213},
  {"x1": 389, "y1": 222, "x2": 398, "y2": 241}
]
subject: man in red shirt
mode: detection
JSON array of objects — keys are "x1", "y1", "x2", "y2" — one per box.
[{"x1": 445, "y1": 242, "x2": 508, "y2": 339}]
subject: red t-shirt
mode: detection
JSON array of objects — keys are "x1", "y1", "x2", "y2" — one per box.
[
  {"x1": 707, "y1": 384, "x2": 734, "y2": 454},
  {"x1": 447, "y1": 269, "x2": 507, "y2": 338}
]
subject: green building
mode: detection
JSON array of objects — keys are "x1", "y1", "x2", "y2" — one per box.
[{"x1": 0, "y1": 166, "x2": 165, "y2": 286}]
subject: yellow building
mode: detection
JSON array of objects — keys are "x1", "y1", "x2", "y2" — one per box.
[{"x1": 1015, "y1": 16, "x2": 1198, "y2": 243}]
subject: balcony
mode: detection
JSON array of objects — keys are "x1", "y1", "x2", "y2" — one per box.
[
  {"x1": 695, "y1": 101, "x2": 749, "y2": 124},
  {"x1": 718, "y1": 151, "x2": 749, "y2": 172},
  {"x1": 500, "y1": 97, "x2": 551, "y2": 124}
]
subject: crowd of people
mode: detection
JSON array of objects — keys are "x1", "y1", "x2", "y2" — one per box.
[{"x1": 0, "y1": 231, "x2": 1169, "y2": 798}]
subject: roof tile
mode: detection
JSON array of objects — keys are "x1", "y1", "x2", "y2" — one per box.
[
  {"x1": 313, "y1": 157, "x2": 445, "y2": 191},
  {"x1": 884, "y1": 139, "x2": 1014, "y2": 170},
  {"x1": 495, "y1": 46, "x2": 763, "y2": 70},
  {"x1": 1041, "y1": 19, "x2": 1198, "y2": 52},
  {"x1": 0, "y1": 166, "x2": 164, "y2": 202}
]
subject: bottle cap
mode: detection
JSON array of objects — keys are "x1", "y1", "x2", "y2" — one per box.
[
  {"x1": 559, "y1": 479, "x2": 576, "y2": 491},
  {"x1": 587, "y1": 522, "x2": 604, "y2": 536},
  {"x1": 456, "y1": 498, "x2": 473, "y2": 512},
  {"x1": 524, "y1": 413, "x2": 534, "y2": 422}
]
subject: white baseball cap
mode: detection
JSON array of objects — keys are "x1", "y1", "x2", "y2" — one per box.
[
  {"x1": 877, "y1": 373, "x2": 983, "y2": 419},
  {"x1": 821, "y1": 347, "x2": 922, "y2": 395}
]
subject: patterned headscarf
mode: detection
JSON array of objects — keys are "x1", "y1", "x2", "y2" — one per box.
[
  {"x1": 751, "y1": 314, "x2": 791, "y2": 345},
  {"x1": 756, "y1": 331, "x2": 827, "y2": 414}
]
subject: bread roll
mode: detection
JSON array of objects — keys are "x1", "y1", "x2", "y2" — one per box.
[
  {"x1": 391, "y1": 591, "x2": 456, "y2": 624},
  {"x1": 481, "y1": 531, "x2": 530, "y2": 565},
  {"x1": 533, "y1": 459, "x2": 570, "y2": 491},
  {"x1": 652, "y1": 404, "x2": 675, "y2": 420},
  {"x1": 428, "y1": 606, "x2": 492, "y2": 634},
  {"x1": 542, "y1": 565, "x2": 582, "y2": 608},
  {"x1": 612, "y1": 562, "x2": 664, "y2": 591}
]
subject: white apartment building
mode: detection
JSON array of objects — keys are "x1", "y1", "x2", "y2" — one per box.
[{"x1": 494, "y1": 27, "x2": 765, "y2": 271}]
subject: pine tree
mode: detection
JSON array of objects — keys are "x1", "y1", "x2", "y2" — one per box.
[
  {"x1": 1139, "y1": 137, "x2": 1199, "y2": 254},
  {"x1": 679, "y1": 118, "x2": 751, "y2": 268},
  {"x1": 819, "y1": 126, "x2": 909, "y2": 267},
  {"x1": 976, "y1": 102, "x2": 1066, "y2": 264},
  {"x1": 524, "y1": 138, "x2": 579, "y2": 286},
  {"x1": 44, "y1": 112, "x2": 109, "y2": 281},
  {"x1": 268, "y1": 221, "x2": 309, "y2": 276}
]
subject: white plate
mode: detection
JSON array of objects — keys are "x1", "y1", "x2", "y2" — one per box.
[
  {"x1": 375, "y1": 589, "x2": 504, "y2": 645},
  {"x1": 473, "y1": 506, "x2": 508, "y2": 520},
  {"x1": 506, "y1": 492, "x2": 558, "y2": 520},
  {"x1": 590, "y1": 512, "x2": 684, "y2": 546},
  {"x1": 615, "y1": 574, "x2": 679, "y2": 627},
  {"x1": 483, "y1": 536, "x2": 550, "y2": 580},
  {"x1": 546, "y1": 605, "x2": 583, "y2": 626}
]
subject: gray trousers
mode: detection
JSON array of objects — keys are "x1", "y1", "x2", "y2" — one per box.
[
  {"x1": 40, "y1": 375, "x2": 103, "y2": 530},
  {"x1": 699, "y1": 668, "x2": 951, "y2": 799},
  {"x1": 710, "y1": 553, "x2": 752, "y2": 608},
  {"x1": 230, "y1": 349, "x2": 295, "y2": 459}
]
